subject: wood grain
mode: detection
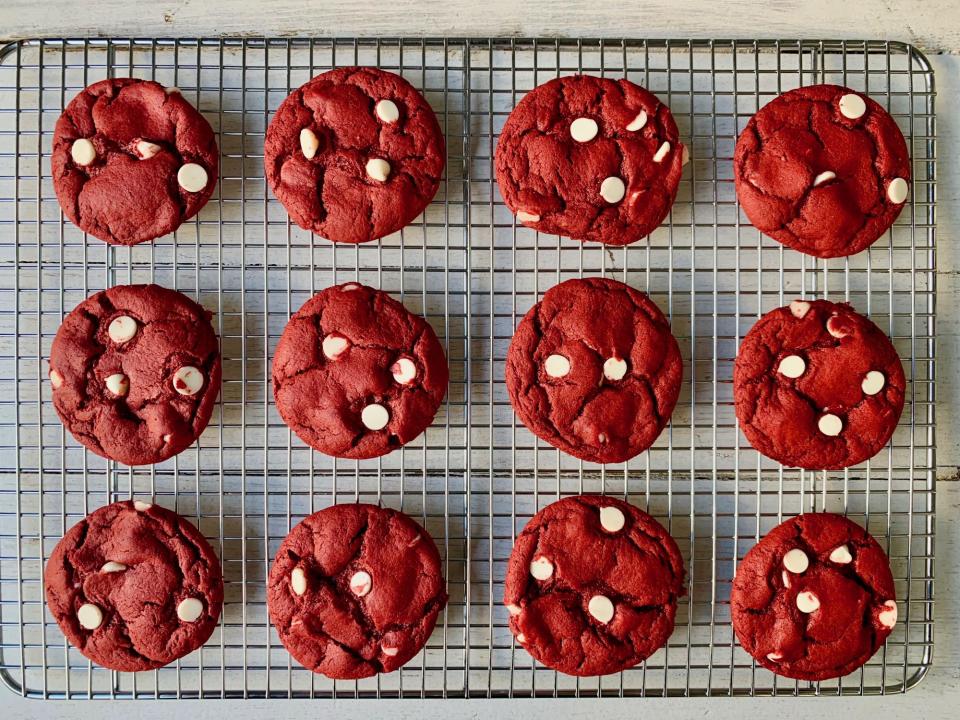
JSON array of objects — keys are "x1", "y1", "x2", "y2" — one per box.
[
  {"x1": 1, "y1": 0, "x2": 960, "y2": 53},
  {"x1": 0, "y1": 4, "x2": 957, "y2": 716}
]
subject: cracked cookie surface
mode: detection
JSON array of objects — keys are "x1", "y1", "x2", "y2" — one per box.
[
  {"x1": 268, "y1": 503, "x2": 447, "y2": 679},
  {"x1": 49, "y1": 284, "x2": 222, "y2": 466},
  {"x1": 44, "y1": 500, "x2": 224, "y2": 672},
  {"x1": 734, "y1": 84, "x2": 910, "y2": 258},
  {"x1": 504, "y1": 495, "x2": 685, "y2": 676},
  {"x1": 264, "y1": 67, "x2": 445, "y2": 244},
  {"x1": 494, "y1": 74, "x2": 684, "y2": 246},
  {"x1": 272, "y1": 282, "x2": 448, "y2": 459},
  {"x1": 734, "y1": 299, "x2": 904, "y2": 469},
  {"x1": 52, "y1": 78, "x2": 219, "y2": 245},
  {"x1": 505, "y1": 277, "x2": 682, "y2": 464},
  {"x1": 731, "y1": 513, "x2": 897, "y2": 681}
]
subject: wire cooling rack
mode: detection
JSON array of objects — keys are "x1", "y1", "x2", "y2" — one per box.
[{"x1": 0, "y1": 37, "x2": 936, "y2": 699}]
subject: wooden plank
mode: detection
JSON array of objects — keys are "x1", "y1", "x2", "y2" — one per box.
[
  {"x1": 0, "y1": 8, "x2": 956, "y2": 716},
  {"x1": 2, "y1": 0, "x2": 960, "y2": 53}
]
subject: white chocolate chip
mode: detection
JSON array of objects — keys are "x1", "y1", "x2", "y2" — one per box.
[
  {"x1": 172, "y1": 366, "x2": 204, "y2": 396},
  {"x1": 599, "y1": 506, "x2": 626, "y2": 533},
  {"x1": 796, "y1": 590, "x2": 821, "y2": 614},
  {"x1": 838, "y1": 93, "x2": 867, "y2": 120},
  {"x1": 365, "y1": 158, "x2": 391, "y2": 182},
  {"x1": 165, "y1": 86, "x2": 180, "y2": 95},
  {"x1": 782, "y1": 570, "x2": 792, "y2": 589},
  {"x1": 782, "y1": 548, "x2": 809, "y2": 574},
  {"x1": 597, "y1": 432, "x2": 607, "y2": 444},
  {"x1": 108, "y1": 315, "x2": 138, "y2": 344},
  {"x1": 506, "y1": 603, "x2": 522, "y2": 616},
  {"x1": 341, "y1": 283, "x2": 361, "y2": 291},
  {"x1": 162, "y1": 434, "x2": 172, "y2": 443},
  {"x1": 407, "y1": 534, "x2": 421, "y2": 547},
  {"x1": 100, "y1": 561, "x2": 127, "y2": 573},
  {"x1": 375, "y1": 99, "x2": 400, "y2": 124},
  {"x1": 516, "y1": 633, "x2": 526, "y2": 643},
  {"x1": 350, "y1": 570, "x2": 372, "y2": 597},
  {"x1": 382, "y1": 645, "x2": 400, "y2": 657},
  {"x1": 778, "y1": 355, "x2": 806, "y2": 379},
  {"x1": 813, "y1": 171, "x2": 836, "y2": 187},
  {"x1": 652, "y1": 141, "x2": 671, "y2": 163},
  {"x1": 767, "y1": 652, "x2": 783, "y2": 662},
  {"x1": 516, "y1": 210, "x2": 541, "y2": 223},
  {"x1": 887, "y1": 177, "x2": 909, "y2": 204},
  {"x1": 391, "y1": 357, "x2": 417, "y2": 385},
  {"x1": 626, "y1": 110, "x2": 648, "y2": 132},
  {"x1": 322, "y1": 333, "x2": 350, "y2": 360},
  {"x1": 818, "y1": 413, "x2": 843, "y2": 437},
  {"x1": 291, "y1": 567, "x2": 307, "y2": 596},
  {"x1": 177, "y1": 163, "x2": 208, "y2": 193},
  {"x1": 587, "y1": 595, "x2": 615, "y2": 624},
  {"x1": 133, "y1": 501, "x2": 152, "y2": 512},
  {"x1": 177, "y1": 597, "x2": 204, "y2": 622},
  {"x1": 681, "y1": 144, "x2": 690, "y2": 166},
  {"x1": 599, "y1": 176, "x2": 626, "y2": 204},
  {"x1": 135, "y1": 140, "x2": 162, "y2": 160},
  {"x1": 544, "y1": 354, "x2": 570, "y2": 378},
  {"x1": 529, "y1": 555, "x2": 554, "y2": 581},
  {"x1": 789, "y1": 300, "x2": 811, "y2": 319},
  {"x1": 826, "y1": 314, "x2": 849, "y2": 339},
  {"x1": 570, "y1": 117, "x2": 599, "y2": 143},
  {"x1": 829, "y1": 544, "x2": 853, "y2": 564},
  {"x1": 861, "y1": 370, "x2": 886, "y2": 396},
  {"x1": 77, "y1": 603, "x2": 103, "y2": 630},
  {"x1": 878, "y1": 599, "x2": 898, "y2": 629},
  {"x1": 50, "y1": 369, "x2": 63, "y2": 389},
  {"x1": 104, "y1": 373, "x2": 129, "y2": 397},
  {"x1": 361, "y1": 403, "x2": 390, "y2": 431},
  {"x1": 71, "y1": 138, "x2": 96, "y2": 166},
  {"x1": 603, "y1": 357, "x2": 628, "y2": 381},
  {"x1": 299, "y1": 128, "x2": 319, "y2": 159}
]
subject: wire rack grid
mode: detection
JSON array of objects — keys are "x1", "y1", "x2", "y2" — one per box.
[{"x1": 0, "y1": 37, "x2": 936, "y2": 700}]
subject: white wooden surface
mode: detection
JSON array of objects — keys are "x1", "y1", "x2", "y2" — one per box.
[
  {"x1": 0, "y1": 1, "x2": 958, "y2": 717},
  {"x1": 3, "y1": 0, "x2": 960, "y2": 53}
]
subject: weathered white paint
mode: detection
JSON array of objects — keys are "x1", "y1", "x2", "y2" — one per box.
[
  {"x1": 0, "y1": 2, "x2": 958, "y2": 717},
  {"x1": 3, "y1": 479, "x2": 960, "y2": 720},
  {"x1": 2, "y1": 1, "x2": 960, "y2": 53}
]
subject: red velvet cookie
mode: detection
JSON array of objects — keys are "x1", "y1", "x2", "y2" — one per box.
[
  {"x1": 734, "y1": 84, "x2": 910, "y2": 258},
  {"x1": 272, "y1": 282, "x2": 448, "y2": 459},
  {"x1": 268, "y1": 503, "x2": 447, "y2": 679},
  {"x1": 49, "y1": 284, "x2": 222, "y2": 466},
  {"x1": 52, "y1": 78, "x2": 219, "y2": 245},
  {"x1": 495, "y1": 74, "x2": 685, "y2": 246},
  {"x1": 505, "y1": 277, "x2": 682, "y2": 464},
  {"x1": 264, "y1": 67, "x2": 445, "y2": 244},
  {"x1": 734, "y1": 299, "x2": 904, "y2": 469},
  {"x1": 504, "y1": 495, "x2": 685, "y2": 676},
  {"x1": 44, "y1": 500, "x2": 224, "y2": 672},
  {"x1": 731, "y1": 513, "x2": 898, "y2": 681}
]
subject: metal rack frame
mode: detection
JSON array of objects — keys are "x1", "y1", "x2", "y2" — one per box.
[{"x1": 0, "y1": 37, "x2": 936, "y2": 699}]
